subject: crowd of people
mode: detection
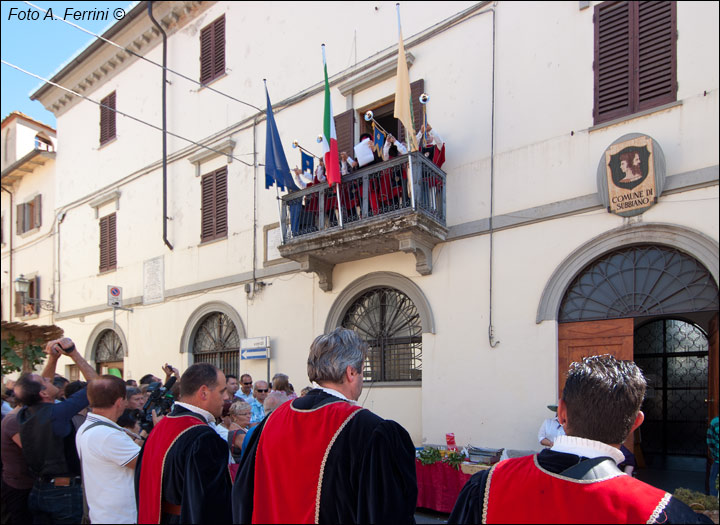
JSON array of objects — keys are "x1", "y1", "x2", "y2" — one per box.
[{"x1": 1, "y1": 329, "x2": 717, "y2": 524}]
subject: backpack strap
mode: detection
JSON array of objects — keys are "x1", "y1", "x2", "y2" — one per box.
[{"x1": 81, "y1": 420, "x2": 121, "y2": 435}]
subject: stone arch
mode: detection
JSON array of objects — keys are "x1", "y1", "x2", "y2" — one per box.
[
  {"x1": 85, "y1": 321, "x2": 129, "y2": 362},
  {"x1": 179, "y1": 301, "x2": 246, "y2": 354},
  {"x1": 537, "y1": 223, "x2": 719, "y2": 323},
  {"x1": 325, "y1": 272, "x2": 435, "y2": 334}
]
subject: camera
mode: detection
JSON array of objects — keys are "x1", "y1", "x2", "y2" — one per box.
[
  {"x1": 53, "y1": 341, "x2": 76, "y2": 354},
  {"x1": 138, "y1": 376, "x2": 176, "y2": 433}
]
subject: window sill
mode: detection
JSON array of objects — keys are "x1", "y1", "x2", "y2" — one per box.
[
  {"x1": 197, "y1": 72, "x2": 227, "y2": 91},
  {"x1": 362, "y1": 381, "x2": 422, "y2": 388},
  {"x1": 98, "y1": 267, "x2": 117, "y2": 275},
  {"x1": 99, "y1": 136, "x2": 117, "y2": 149},
  {"x1": 589, "y1": 100, "x2": 683, "y2": 132},
  {"x1": 18, "y1": 226, "x2": 41, "y2": 239},
  {"x1": 199, "y1": 235, "x2": 228, "y2": 247}
]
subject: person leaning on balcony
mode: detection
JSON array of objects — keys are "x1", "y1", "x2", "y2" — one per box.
[
  {"x1": 14, "y1": 337, "x2": 99, "y2": 525},
  {"x1": 448, "y1": 355, "x2": 713, "y2": 524}
]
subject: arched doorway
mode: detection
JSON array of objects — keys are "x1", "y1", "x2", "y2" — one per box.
[
  {"x1": 94, "y1": 329, "x2": 125, "y2": 377},
  {"x1": 557, "y1": 244, "x2": 719, "y2": 491}
]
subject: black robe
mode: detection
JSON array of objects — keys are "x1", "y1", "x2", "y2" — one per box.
[
  {"x1": 448, "y1": 449, "x2": 713, "y2": 524},
  {"x1": 134, "y1": 405, "x2": 232, "y2": 524},
  {"x1": 232, "y1": 389, "x2": 417, "y2": 524}
]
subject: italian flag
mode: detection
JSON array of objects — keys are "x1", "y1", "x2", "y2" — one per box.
[{"x1": 321, "y1": 45, "x2": 341, "y2": 186}]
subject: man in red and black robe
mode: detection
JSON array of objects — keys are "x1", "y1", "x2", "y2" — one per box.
[
  {"x1": 448, "y1": 355, "x2": 712, "y2": 524},
  {"x1": 135, "y1": 363, "x2": 232, "y2": 524},
  {"x1": 232, "y1": 328, "x2": 417, "y2": 524}
]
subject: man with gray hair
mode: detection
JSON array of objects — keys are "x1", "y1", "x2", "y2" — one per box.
[{"x1": 233, "y1": 328, "x2": 417, "y2": 523}]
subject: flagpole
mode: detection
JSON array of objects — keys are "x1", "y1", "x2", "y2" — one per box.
[
  {"x1": 336, "y1": 183, "x2": 344, "y2": 229},
  {"x1": 264, "y1": 78, "x2": 287, "y2": 241},
  {"x1": 396, "y1": 3, "x2": 416, "y2": 210}
]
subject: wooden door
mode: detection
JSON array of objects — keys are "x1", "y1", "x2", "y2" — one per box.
[
  {"x1": 558, "y1": 318, "x2": 635, "y2": 453},
  {"x1": 558, "y1": 318, "x2": 634, "y2": 398}
]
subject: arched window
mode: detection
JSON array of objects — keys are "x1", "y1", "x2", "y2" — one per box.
[
  {"x1": 94, "y1": 329, "x2": 124, "y2": 377},
  {"x1": 192, "y1": 312, "x2": 240, "y2": 376},
  {"x1": 559, "y1": 245, "x2": 719, "y2": 322},
  {"x1": 341, "y1": 287, "x2": 422, "y2": 382}
]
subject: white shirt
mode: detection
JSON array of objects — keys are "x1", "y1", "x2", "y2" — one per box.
[
  {"x1": 316, "y1": 385, "x2": 357, "y2": 405},
  {"x1": 538, "y1": 416, "x2": 565, "y2": 445},
  {"x1": 291, "y1": 169, "x2": 314, "y2": 190},
  {"x1": 382, "y1": 139, "x2": 408, "y2": 161},
  {"x1": 76, "y1": 413, "x2": 140, "y2": 524},
  {"x1": 236, "y1": 391, "x2": 255, "y2": 404},
  {"x1": 174, "y1": 401, "x2": 213, "y2": 423},
  {"x1": 417, "y1": 128, "x2": 444, "y2": 148},
  {"x1": 551, "y1": 434, "x2": 626, "y2": 465}
]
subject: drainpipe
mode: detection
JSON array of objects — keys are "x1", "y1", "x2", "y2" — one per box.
[
  {"x1": 148, "y1": 1, "x2": 173, "y2": 250},
  {"x1": 486, "y1": 4, "x2": 499, "y2": 348},
  {"x1": 1, "y1": 185, "x2": 12, "y2": 321}
]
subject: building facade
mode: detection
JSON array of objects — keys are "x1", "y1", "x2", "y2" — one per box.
[
  {"x1": 1, "y1": 112, "x2": 57, "y2": 327},
  {"x1": 22, "y1": 1, "x2": 718, "y2": 455}
]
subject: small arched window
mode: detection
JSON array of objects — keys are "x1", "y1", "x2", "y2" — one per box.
[
  {"x1": 192, "y1": 312, "x2": 240, "y2": 377},
  {"x1": 341, "y1": 287, "x2": 422, "y2": 382},
  {"x1": 94, "y1": 329, "x2": 124, "y2": 377}
]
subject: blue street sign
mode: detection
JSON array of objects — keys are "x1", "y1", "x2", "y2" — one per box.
[{"x1": 241, "y1": 348, "x2": 269, "y2": 360}]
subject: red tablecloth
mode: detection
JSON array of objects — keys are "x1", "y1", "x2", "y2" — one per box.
[{"x1": 415, "y1": 460, "x2": 472, "y2": 513}]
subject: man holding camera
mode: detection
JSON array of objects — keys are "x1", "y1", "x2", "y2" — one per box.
[
  {"x1": 14, "y1": 337, "x2": 98, "y2": 524},
  {"x1": 76, "y1": 375, "x2": 140, "y2": 524},
  {"x1": 135, "y1": 363, "x2": 232, "y2": 524}
]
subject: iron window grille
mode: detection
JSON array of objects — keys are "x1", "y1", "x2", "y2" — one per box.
[{"x1": 341, "y1": 287, "x2": 422, "y2": 382}]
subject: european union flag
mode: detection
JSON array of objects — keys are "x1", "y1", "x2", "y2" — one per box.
[
  {"x1": 264, "y1": 84, "x2": 299, "y2": 191},
  {"x1": 301, "y1": 151, "x2": 314, "y2": 177},
  {"x1": 373, "y1": 124, "x2": 386, "y2": 155}
]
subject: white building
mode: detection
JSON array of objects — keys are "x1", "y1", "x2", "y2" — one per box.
[
  {"x1": 23, "y1": 0, "x2": 718, "y2": 464},
  {"x1": 1, "y1": 111, "x2": 57, "y2": 327}
]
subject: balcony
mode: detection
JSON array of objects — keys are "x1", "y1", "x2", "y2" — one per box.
[{"x1": 278, "y1": 152, "x2": 448, "y2": 291}]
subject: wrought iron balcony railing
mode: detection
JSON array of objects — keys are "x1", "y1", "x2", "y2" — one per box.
[{"x1": 279, "y1": 152, "x2": 446, "y2": 242}]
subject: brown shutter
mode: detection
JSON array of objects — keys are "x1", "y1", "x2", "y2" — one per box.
[
  {"x1": 99, "y1": 215, "x2": 109, "y2": 272},
  {"x1": 334, "y1": 109, "x2": 355, "y2": 158},
  {"x1": 33, "y1": 194, "x2": 42, "y2": 229},
  {"x1": 200, "y1": 23, "x2": 214, "y2": 83},
  {"x1": 594, "y1": 1, "x2": 632, "y2": 124},
  {"x1": 14, "y1": 291, "x2": 22, "y2": 316},
  {"x1": 108, "y1": 213, "x2": 117, "y2": 270},
  {"x1": 200, "y1": 15, "x2": 225, "y2": 83},
  {"x1": 201, "y1": 173, "x2": 216, "y2": 242},
  {"x1": 214, "y1": 168, "x2": 228, "y2": 238},
  {"x1": 213, "y1": 16, "x2": 226, "y2": 79},
  {"x1": 636, "y1": 1, "x2": 676, "y2": 110},
  {"x1": 32, "y1": 276, "x2": 40, "y2": 304},
  {"x1": 16, "y1": 203, "x2": 24, "y2": 234},
  {"x1": 100, "y1": 92, "x2": 116, "y2": 145}
]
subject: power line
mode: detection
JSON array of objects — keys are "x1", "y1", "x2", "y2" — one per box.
[
  {"x1": 1, "y1": 59, "x2": 257, "y2": 168},
  {"x1": 23, "y1": 0, "x2": 263, "y2": 113}
]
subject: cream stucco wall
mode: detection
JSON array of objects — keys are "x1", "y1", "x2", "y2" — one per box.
[{"x1": 24, "y1": 1, "x2": 719, "y2": 449}]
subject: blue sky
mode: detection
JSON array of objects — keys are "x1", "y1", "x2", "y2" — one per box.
[{"x1": 1, "y1": 1, "x2": 134, "y2": 128}]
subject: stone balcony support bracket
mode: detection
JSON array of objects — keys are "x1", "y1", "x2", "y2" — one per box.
[
  {"x1": 397, "y1": 233, "x2": 435, "y2": 275},
  {"x1": 298, "y1": 255, "x2": 335, "y2": 292}
]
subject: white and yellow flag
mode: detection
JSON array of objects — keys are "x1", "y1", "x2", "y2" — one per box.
[{"x1": 394, "y1": 4, "x2": 418, "y2": 152}]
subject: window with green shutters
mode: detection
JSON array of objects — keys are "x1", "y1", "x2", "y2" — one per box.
[{"x1": 594, "y1": 1, "x2": 677, "y2": 124}]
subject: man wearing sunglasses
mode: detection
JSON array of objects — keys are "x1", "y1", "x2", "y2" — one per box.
[
  {"x1": 249, "y1": 381, "x2": 269, "y2": 427},
  {"x1": 236, "y1": 374, "x2": 254, "y2": 403}
]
